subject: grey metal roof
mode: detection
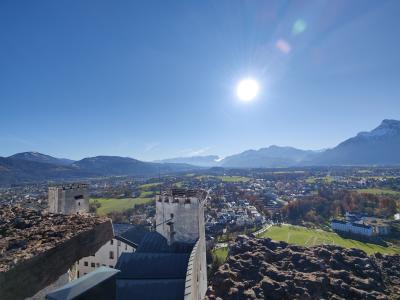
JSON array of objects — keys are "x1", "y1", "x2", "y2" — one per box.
[
  {"x1": 113, "y1": 232, "x2": 195, "y2": 300},
  {"x1": 46, "y1": 267, "x2": 119, "y2": 300},
  {"x1": 116, "y1": 253, "x2": 190, "y2": 279},
  {"x1": 135, "y1": 232, "x2": 170, "y2": 253},
  {"x1": 116, "y1": 279, "x2": 185, "y2": 300},
  {"x1": 119, "y1": 225, "x2": 149, "y2": 246}
]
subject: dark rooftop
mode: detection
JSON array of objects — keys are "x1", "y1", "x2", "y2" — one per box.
[
  {"x1": 114, "y1": 231, "x2": 195, "y2": 300},
  {"x1": 116, "y1": 253, "x2": 190, "y2": 279},
  {"x1": 116, "y1": 279, "x2": 186, "y2": 300},
  {"x1": 46, "y1": 267, "x2": 119, "y2": 300}
]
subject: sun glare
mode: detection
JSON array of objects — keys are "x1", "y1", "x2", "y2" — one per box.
[{"x1": 236, "y1": 79, "x2": 259, "y2": 101}]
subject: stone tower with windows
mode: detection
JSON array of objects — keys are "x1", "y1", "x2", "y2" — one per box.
[
  {"x1": 155, "y1": 188, "x2": 206, "y2": 244},
  {"x1": 155, "y1": 188, "x2": 207, "y2": 299},
  {"x1": 48, "y1": 183, "x2": 89, "y2": 214}
]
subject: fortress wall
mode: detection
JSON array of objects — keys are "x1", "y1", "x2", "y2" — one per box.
[
  {"x1": 0, "y1": 219, "x2": 113, "y2": 300},
  {"x1": 184, "y1": 238, "x2": 207, "y2": 300}
]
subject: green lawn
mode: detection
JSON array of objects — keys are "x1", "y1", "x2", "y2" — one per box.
[
  {"x1": 212, "y1": 247, "x2": 228, "y2": 263},
  {"x1": 217, "y1": 176, "x2": 250, "y2": 183},
  {"x1": 273, "y1": 171, "x2": 305, "y2": 174},
  {"x1": 90, "y1": 197, "x2": 154, "y2": 215},
  {"x1": 139, "y1": 190, "x2": 154, "y2": 198},
  {"x1": 306, "y1": 176, "x2": 334, "y2": 184},
  {"x1": 356, "y1": 188, "x2": 400, "y2": 196},
  {"x1": 258, "y1": 225, "x2": 400, "y2": 255},
  {"x1": 139, "y1": 182, "x2": 162, "y2": 190}
]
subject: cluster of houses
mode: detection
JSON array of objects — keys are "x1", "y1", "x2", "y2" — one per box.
[
  {"x1": 205, "y1": 198, "x2": 265, "y2": 235},
  {"x1": 331, "y1": 212, "x2": 391, "y2": 237}
]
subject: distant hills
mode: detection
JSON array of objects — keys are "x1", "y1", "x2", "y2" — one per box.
[
  {"x1": 157, "y1": 119, "x2": 400, "y2": 168},
  {"x1": 9, "y1": 152, "x2": 75, "y2": 166},
  {"x1": 220, "y1": 146, "x2": 317, "y2": 168},
  {"x1": 1, "y1": 119, "x2": 399, "y2": 184},
  {"x1": 155, "y1": 155, "x2": 220, "y2": 167},
  {"x1": 0, "y1": 154, "x2": 196, "y2": 185}
]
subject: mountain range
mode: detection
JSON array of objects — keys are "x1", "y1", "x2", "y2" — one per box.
[
  {"x1": 157, "y1": 119, "x2": 400, "y2": 168},
  {"x1": 0, "y1": 154, "x2": 195, "y2": 185},
  {"x1": 1, "y1": 119, "x2": 399, "y2": 184}
]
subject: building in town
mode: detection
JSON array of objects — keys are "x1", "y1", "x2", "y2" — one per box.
[
  {"x1": 331, "y1": 212, "x2": 391, "y2": 237},
  {"x1": 331, "y1": 219, "x2": 373, "y2": 237}
]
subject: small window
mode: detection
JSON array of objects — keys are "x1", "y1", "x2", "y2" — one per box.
[
  {"x1": 84, "y1": 273, "x2": 87, "y2": 275},
  {"x1": 77, "y1": 271, "x2": 80, "y2": 278},
  {"x1": 91, "y1": 262, "x2": 95, "y2": 268},
  {"x1": 78, "y1": 202, "x2": 80, "y2": 206},
  {"x1": 117, "y1": 240, "x2": 121, "y2": 246},
  {"x1": 110, "y1": 239, "x2": 114, "y2": 245},
  {"x1": 109, "y1": 265, "x2": 113, "y2": 268},
  {"x1": 109, "y1": 251, "x2": 114, "y2": 259},
  {"x1": 84, "y1": 261, "x2": 88, "y2": 267},
  {"x1": 96, "y1": 263, "x2": 100, "y2": 267}
]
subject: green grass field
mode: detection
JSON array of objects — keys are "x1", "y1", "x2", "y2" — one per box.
[
  {"x1": 212, "y1": 247, "x2": 228, "y2": 263},
  {"x1": 356, "y1": 188, "x2": 400, "y2": 196},
  {"x1": 90, "y1": 197, "x2": 154, "y2": 215},
  {"x1": 195, "y1": 175, "x2": 250, "y2": 183},
  {"x1": 273, "y1": 171, "x2": 306, "y2": 174},
  {"x1": 139, "y1": 190, "x2": 154, "y2": 198},
  {"x1": 258, "y1": 225, "x2": 400, "y2": 255},
  {"x1": 217, "y1": 176, "x2": 250, "y2": 183},
  {"x1": 305, "y1": 176, "x2": 334, "y2": 184},
  {"x1": 139, "y1": 182, "x2": 162, "y2": 190}
]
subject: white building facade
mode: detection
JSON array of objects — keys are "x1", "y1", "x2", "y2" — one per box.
[
  {"x1": 75, "y1": 237, "x2": 135, "y2": 278},
  {"x1": 331, "y1": 220, "x2": 373, "y2": 237}
]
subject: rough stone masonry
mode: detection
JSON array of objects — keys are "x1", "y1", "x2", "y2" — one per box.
[
  {"x1": 0, "y1": 205, "x2": 113, "y2": 300},
  {"x1": 206, "y1": 235, "x2": 400, "y2": 300}
]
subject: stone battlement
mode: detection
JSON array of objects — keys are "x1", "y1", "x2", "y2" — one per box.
[
  {"x1": 0, "y1": 205, "x2": 113, "y2": 300},
  {"x1": 157, "y1": 188, "x2": 207, "y2": 205}
]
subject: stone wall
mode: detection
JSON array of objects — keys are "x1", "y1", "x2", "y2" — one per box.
[
  {"x1": 0, "y1": 206, "x2": 113, "y2": 300},
  {"x1": 184, "y1": 238, "x2": 207, "y2": 300},
  {"x1": 48, "y1": 184, "x2": 89, "y2": 214}
]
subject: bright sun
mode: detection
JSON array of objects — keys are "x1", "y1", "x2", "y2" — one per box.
[{"x1": 236, "y1": 79, "x2": 259, "y2": 101}]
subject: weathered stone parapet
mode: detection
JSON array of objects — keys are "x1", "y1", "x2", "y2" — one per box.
[
  {"x1": 184, "y1": 238, "x2": 207, "y2": 300},
  {"x1": 0, "y1": 206, "x2": 113, "y2": 300},
  {"x1": 184, "y1": 240, "x2": 199, "y2": 300}
]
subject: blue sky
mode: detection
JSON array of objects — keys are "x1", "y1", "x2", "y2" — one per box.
[{"x1": 1, "y1": 0, "x2": 400, "y2": 161}]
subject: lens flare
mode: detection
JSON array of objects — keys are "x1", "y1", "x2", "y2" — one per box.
[
  {"x1": 293, "y1": 19, "x2": 307, "y2": 35},
  {"x1": 276, "y1": 39, "x2": 291, "y2": 54}
]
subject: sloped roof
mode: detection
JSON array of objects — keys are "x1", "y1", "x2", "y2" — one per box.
[
  {"x1": 116, "y1": 279, "x2": 186, "y2": 300},
  {"x1": 114, "y1": 231, "x2": 196, "y2": 300},
  {"x1": 135, "y1": 232, "x2": 171, "y2": 253},
  {"x1": 118, "y1": 225, "x2": 149, "y2": 246},
  {"x1": 46, "y1": 267, "x2": 120, "y2": 300},
  {"x1": 116, "y1": 253, "x2": 190, "y2": 279}
]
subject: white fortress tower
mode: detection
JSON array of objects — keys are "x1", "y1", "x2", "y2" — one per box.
[
  {"x1": 48, "y1": 183, "x2": 89, "y2": 215},
  {"x1": 156, "y1": 188, "x2": 208, "y2": 300},
  {"x1": 156, "y1": 188, "x2": 206, "y2": 244}
]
